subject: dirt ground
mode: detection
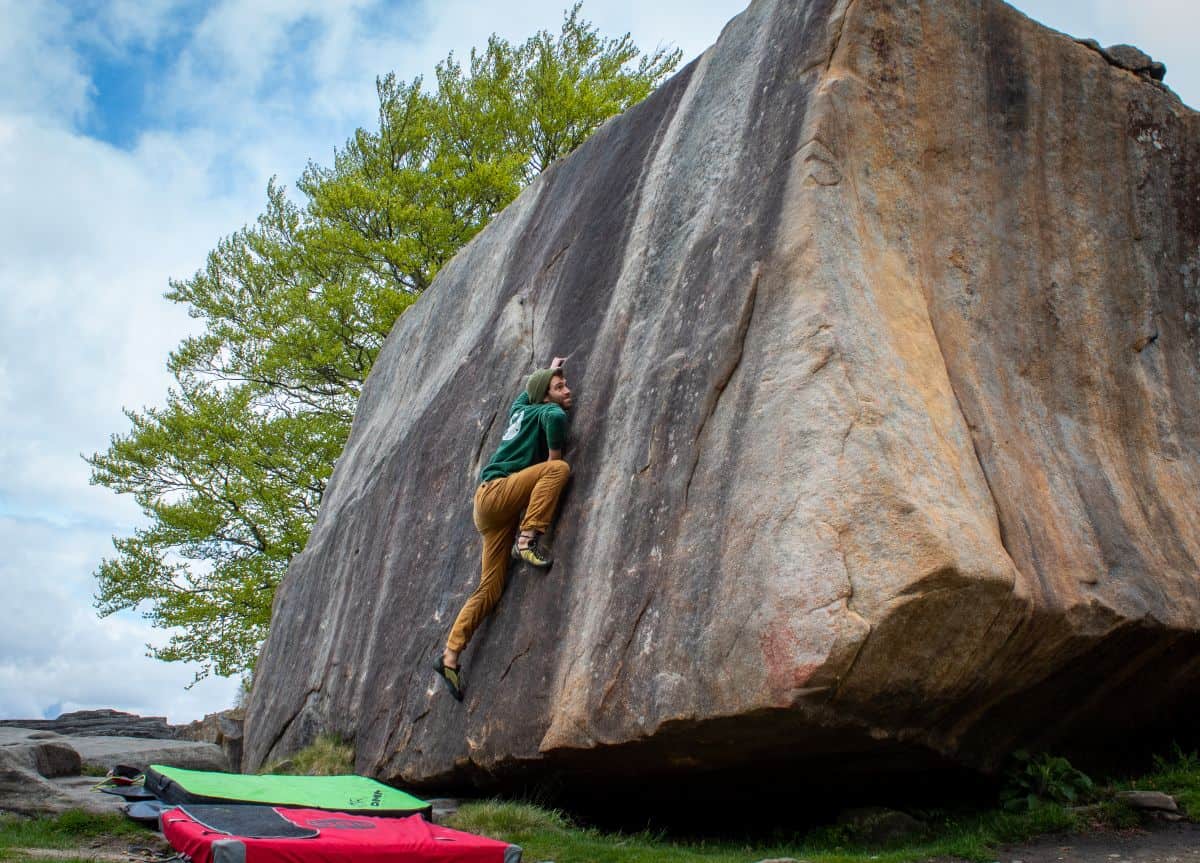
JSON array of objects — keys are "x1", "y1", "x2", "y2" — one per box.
[{"x1": 986, "y1": 821, "x2": 1200, "y2": 863}]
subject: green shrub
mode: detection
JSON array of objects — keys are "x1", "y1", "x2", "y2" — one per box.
[{"x1": 1002, "y1": 750, "x2": 1094, "y2": 811}]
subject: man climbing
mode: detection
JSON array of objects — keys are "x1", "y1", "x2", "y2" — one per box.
[{"x1": 434, "y1": 356, "x2": 573, "y2": 701}]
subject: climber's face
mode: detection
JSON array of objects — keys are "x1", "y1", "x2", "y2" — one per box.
[{"x1": 545, "y1": 373, "x2": 572, "y2": 410}]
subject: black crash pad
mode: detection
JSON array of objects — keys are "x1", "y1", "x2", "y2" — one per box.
[{"x1": 178, "y1": 804, "x2": 320, "y2": 839}]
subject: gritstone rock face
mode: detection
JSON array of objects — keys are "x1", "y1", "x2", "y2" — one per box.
[{"x1": 243, "y1": 0, "x2": 1200, "y2": 794}]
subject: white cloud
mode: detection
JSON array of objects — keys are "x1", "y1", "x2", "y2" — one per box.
[
  {"x1": 0, "y1": 0, "x2": 92, "y2": 125},
  {"x1": 0, "y1": 514, "x2": 240, "y2": 723},
  {"x1": 84, "y1": 0, "x2": 189, "y2": 51},
  {"x1": 0, "y1": 117, "x2": 241, "y2": 525}
]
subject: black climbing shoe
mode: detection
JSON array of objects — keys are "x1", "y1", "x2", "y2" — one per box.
[{"x1": 434, "y1": 659, "x2": 464, "y2": 701}]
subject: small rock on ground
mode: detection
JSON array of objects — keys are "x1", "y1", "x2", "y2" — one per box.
[{"x1": 1117, "y1": 791, "x2": 1179, "y2": 813}]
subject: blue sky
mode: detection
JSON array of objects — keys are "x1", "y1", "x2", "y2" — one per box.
[
  {"x1": 0, "y1": 0, "x2": 1196, "y2": 724},
  {"x1": 78, "y1": 7, "x2": 205, "y2": 148}
]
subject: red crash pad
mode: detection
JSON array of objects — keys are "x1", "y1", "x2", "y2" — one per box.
[{"x1": 161, "y1": 806, "x2": 521, "y2": 863}]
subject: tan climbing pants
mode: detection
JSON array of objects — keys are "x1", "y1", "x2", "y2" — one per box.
[{"x1": 446, "y1": 459, "x2": 571, "y2": 653}]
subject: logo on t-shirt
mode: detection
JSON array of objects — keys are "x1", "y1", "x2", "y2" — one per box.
[{"x1": 501, "y1": 409, "x2": 525, "y2": 442}]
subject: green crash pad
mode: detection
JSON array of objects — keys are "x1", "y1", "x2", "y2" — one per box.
[{"x1": 145, "y1": 765, "x2": 430, "y2": 818}]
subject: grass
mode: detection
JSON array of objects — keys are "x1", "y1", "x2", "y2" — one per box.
[
  {"x1": 1114, "y1": 743, "x2": 1200, "y2": 815},
  {"x1": 265, "y1": 733, "x2": 355, "y2": 776},
  {"x1": 0, "y1": 810, "x2": 148, "y2": 862},
  {"x1": 444, "y1": 797, "x2": 1081, "y2": 863}
]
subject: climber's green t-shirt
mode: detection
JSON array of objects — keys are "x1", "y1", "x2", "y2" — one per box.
[{"x1": 480, "y1": 392, "x2": 568, "y2": 482}]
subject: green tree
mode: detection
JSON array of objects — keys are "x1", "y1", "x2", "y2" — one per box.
[{"x1": 88, "y1": 5, "x2": 681, "y2": 682}]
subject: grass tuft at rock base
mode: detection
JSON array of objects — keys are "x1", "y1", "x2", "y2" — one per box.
[
  {"x1": 265, "y1": 733, "x2": 354, "y2": 776},
  {"x1": 1130, "y1": 744, "x2": 1200, "y2": 815}
]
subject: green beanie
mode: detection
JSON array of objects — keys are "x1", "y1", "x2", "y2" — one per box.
[{"x1": 526, "y1": 368, "x2": 561, "y2": 403}]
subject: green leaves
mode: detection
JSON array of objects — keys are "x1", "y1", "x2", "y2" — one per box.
[
  {"x1": 89, "y1": 383, "x2": 337, "y2": 677},
  {"x1": 518, "y1": 4, "x2": 680, "y2": 177},
  {"x1": 1001, "y1": 750, "x2": 1096, "y2": 812},
  {"x1": 88, "y1": 5, "x2": 680, "y2": 682},
  {"x1": 301, "y1": 5, "x2": 681, "y2": 292}
]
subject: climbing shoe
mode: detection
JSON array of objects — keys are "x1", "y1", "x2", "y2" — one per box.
[
  {"x1": 434, "y1": 659, "x2": 464, "y2": 702},
  {"x1": 511, "y1": 536, "x2": 553, "y2": 568}
]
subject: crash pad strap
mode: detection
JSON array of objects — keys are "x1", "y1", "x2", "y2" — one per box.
[{"x1": 100, "y1": 785, "x2": 157, "y2": 801}]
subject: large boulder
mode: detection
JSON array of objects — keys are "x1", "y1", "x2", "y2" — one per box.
[
  {"x1": 0, "y1": 729, "x2": 82, "y2": 780},
  {"x1": 0, "y1": 726, "x2": 230, "y2": 815},
  {"x1": 175, "y1": 709, "x2": 245, "y2": 773},
  {"x1": 0, "y1": 709, "x2": 174, "y2": 740},
  {"x1": 69, "y1": 735, "x2": 229, "y2": 774},
  {"x1": 0, "y1": 726, "x2": 226, "y2": 778},
  {"x1": 0, "y1": 750, "x2": 79, "y2": 817},
  {"x1": 243, "y1": 0, "x2": 1200, "y2": 797}
]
